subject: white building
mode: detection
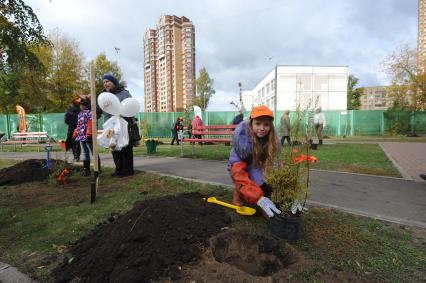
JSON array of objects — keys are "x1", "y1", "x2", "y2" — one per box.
[
  {"x1": 241, "y1": 91, "x2": 254, "y2": 111},
  {"x1": 250, "y1": 65, "x2": 348, "y2": 111}
]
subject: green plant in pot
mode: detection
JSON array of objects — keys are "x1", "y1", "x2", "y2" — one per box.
[
  {"x1": 144, "y1": 138, "x2": 159, "y2": 154},
  {"x1": 265, "y1": 144, "x2": 315, "y2": 240},
  {"x1": 264, "y1": 98, "x2": 318, "y2": 240}
]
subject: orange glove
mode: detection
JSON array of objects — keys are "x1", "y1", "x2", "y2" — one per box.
[
  {"x1": 230, "y1": 161, "x2": 264, "y2": 204},
  {"x1": 86, "y1": 119, "x2": 93, "y2": 137}
]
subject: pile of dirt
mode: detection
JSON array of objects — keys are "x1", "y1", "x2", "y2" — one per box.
[
  {"x1": 54, "y1": 192, "x2": 231, "y2": 283},
  {"x1": 0, "y1": 159, "x2": 68, "y2": 186}
]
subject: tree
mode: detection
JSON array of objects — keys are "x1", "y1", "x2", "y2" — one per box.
[
  {"x1": 347, "y1": 74, "x2": 363, "y2": 110},
  {"x1": 10, "y1": 30, "x2": 85, "y2": 112},
  {"x1": 46, "y1": 29, "x2": 84, "y2": 111},
  {"x1": 83, "y1": 53, "x2": 123, "y2": 94},
  {"x1": 382, "y1": 44, "x2": 426, "y2": 110},
  {"x1": 0, "y1": 0, "x2": 48, "y2": 68},
  {"x1": 0, "y1": 0, "x2": 50, "y2": 113},
  {"x1": 194, "y1": 67, "x2": 215, "y2": 111}
]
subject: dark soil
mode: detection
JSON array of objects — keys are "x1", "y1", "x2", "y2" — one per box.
[
  {"x1": 53, "y1": 192, "x2": 231, "y2": 283},
  {"x1": 210, "y1": 229, "x2": 298, "y2": 276},
  {"x1": 0, "y1": 159, "x2": 69, "y2": 186}
]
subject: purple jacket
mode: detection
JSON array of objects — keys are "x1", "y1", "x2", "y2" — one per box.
[
  {"x1": 227, "y1": 121, "x2": 264, "y2": 186},
  {"x1": 75, "y1": 110, "x2": 91, "y2": 142}
]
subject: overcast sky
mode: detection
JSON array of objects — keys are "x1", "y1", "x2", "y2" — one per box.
[{"x1": 27, "y1": 0, "x2": 418, "y2": 110}]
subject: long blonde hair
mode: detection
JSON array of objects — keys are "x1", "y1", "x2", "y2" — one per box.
[{"x1": 248, "y1": 118, "x2": 279, "y2": 168}]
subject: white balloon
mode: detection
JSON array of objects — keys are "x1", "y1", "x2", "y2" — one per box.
[
  {"x1": 98, "y1": 92, "x2": 121, "y2": 116},
  {"x1": 193, "y1": 105, "x2": 202, "y2": 120},
  {"x1": 120, "y1": 98, "x2": 140, "y2": 117}
]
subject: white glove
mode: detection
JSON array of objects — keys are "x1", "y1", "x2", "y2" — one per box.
[
  {"x1": 256, "y1": 197, "x2": 281, "y2": 218},
  {"x1": 291, "y1": 201, "x2": 303, "y2": 215}
]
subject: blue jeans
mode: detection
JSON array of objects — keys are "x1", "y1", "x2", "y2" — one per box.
[{"x1": 80, "y1": 139, "x2": 93, "y2": 162}]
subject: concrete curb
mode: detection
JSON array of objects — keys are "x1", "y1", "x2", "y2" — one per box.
[
  {"x1": 142, "y1": 169, "x2": 234, "y2": 189},
  {"x1": 310, "y1": 168, "x2": 406, "y2": 180},
  {"x1": 306, "y1": 200, "x2": 426, "y2": 229}
]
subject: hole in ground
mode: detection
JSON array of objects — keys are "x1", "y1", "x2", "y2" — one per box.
[{"x1": 210, "y1": 229, "x2": 298, "y2": 277}]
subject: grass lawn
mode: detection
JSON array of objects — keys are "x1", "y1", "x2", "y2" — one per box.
[
  {"x1": 329, "y1": 135, "x2": 426, "y2": 143},
  {"x1": 0, "y1": 163, "x2": 424, "y2": 282},
  {"x1": 307, "y1": 143, "x2": 401, "y2": 177},
  {"x1": 0, "y1": 159, "x2": 19, "y2": 169}
]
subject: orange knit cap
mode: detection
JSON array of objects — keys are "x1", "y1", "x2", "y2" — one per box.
[{"x1": 250, "y1": 105, "x2": 274, "y2": 120}]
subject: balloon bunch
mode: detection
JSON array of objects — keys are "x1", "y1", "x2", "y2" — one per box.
[
  {"x1": 98, "y1": 92, "x2": 140, "y2": 117},
  {"x1": 97, "y1": 92, "x2": 140, "y2": 150}
]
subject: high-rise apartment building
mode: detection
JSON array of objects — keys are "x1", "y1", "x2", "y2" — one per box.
[
  {"x1": 418, "y1": 0, "x2": 426, "y2": 72},
  {"x1": 360, "y1": 86, "x2": 393, "y2": 110},
  {"x1": 143, "y1": 15, "x2": 196, "y2": 112}
]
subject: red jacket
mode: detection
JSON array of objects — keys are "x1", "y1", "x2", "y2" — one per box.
[{"x1": 191, "y1": 116, "x2": 204, "y2": 135}]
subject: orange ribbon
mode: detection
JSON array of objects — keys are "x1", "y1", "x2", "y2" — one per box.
[
  {"x1": 292, "y1": 154, "x2": 317, "y2": 165},
  {"x1": 57, "y1": 168, "x2": 71, "y2": 185},
  {"x1": 59, "y1": 140, "x2": 66, "y2": 151}
]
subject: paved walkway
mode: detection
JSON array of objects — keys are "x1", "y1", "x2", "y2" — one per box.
[
  {"x1": 0, "y1": 262, "x2": 34, "y2": 283},
  {"x1": 379, "y1": 142, "x2": 426, "y2": 182}
]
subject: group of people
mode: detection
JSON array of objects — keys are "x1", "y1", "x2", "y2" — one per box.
[
  {"x1": 63, "y1": 77, "x2": 325, "y2": 218},
  {"x1": 64, "y1": 74, "x2": 135, "y2": 178},
  {"x1": 170, "y1": 114, "x2": 204, "y2": 145},
  {"x1": 279, "y1": 107, "x2": 326, "y2": 146}
]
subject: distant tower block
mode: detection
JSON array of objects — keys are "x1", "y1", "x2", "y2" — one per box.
[{"x1": 418, "y1": 0, "x2": 426, "y2": 72}]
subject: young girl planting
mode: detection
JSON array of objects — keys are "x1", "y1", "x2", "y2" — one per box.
[{"x1": 228, "y1": 105, "x2": 281, "y2": 217}]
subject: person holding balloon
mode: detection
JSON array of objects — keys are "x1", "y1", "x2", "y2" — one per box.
[{"x1": 101, "y1": 74, "x2": 138, "y2": 177}]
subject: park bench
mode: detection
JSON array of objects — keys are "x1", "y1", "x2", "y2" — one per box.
[
  {"x1": 180, "y1": 125, "x2": 237, "y2": 157},
  {"x1": 0, "y1": 132, "x2": 50, "y2": 151}
]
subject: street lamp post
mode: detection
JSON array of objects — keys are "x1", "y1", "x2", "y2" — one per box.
[
  {"x1": 274, "y1": 64, "x2": 278, "y2": 127},
  {"x1": 238, "y1": 82, "x2": 245, "y2": 114}
]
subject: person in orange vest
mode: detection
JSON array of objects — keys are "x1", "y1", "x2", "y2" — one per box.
[{"x1": 16, "y1": 105, "x2": 26, "y2": 133}]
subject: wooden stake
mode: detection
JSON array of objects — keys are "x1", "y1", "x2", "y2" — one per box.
[{"x1": 90, "y1": 61, "x2": 99, "y2": 203}]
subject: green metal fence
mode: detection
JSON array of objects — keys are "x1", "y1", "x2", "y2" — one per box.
[{"x1": 0, "y1": 110, "x2": 425, "y2": 140}]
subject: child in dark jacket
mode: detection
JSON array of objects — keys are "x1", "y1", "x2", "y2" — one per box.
[
  {"x1": 170, "y1": 117, "x2": 183, "y2": 145},
  {"x1": 64, "y1": 97, "x2": 81, "y2": 161}
]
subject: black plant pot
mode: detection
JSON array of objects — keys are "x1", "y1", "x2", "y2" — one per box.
[{"x1": 269, "y1": 214, "x2": 300, "y2": 241}]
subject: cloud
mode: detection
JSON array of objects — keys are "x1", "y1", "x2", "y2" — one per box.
[{"x1": 27, "y1": 0, "x2": 418, "y2": 109}]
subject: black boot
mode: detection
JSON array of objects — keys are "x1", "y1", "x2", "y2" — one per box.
[
  {"x1": 82, "y1": 160, "x2": 91, "y2": 176},
  {"x1": 319, "y1": 139, "x2": 323, "y2": 145}
]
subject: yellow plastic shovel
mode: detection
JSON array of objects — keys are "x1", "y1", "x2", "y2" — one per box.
[{"x1": 206, "y1": 197, "x2": 256, "y2": 216}]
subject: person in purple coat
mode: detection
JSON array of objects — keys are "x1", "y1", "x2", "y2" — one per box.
[{"x1": 227, "y1": 105, "x2": 281, "y2": 218}]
